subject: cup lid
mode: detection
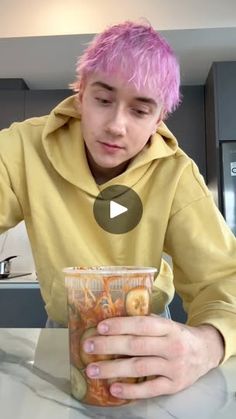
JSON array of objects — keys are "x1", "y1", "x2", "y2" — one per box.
[{"x1": 63, "y1": 266, "x2": 158, "y2": 276}]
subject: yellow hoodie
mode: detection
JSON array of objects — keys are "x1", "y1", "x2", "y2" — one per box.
[{"x1": 0, "y1": 96, "x2": 236, "y2": 361}]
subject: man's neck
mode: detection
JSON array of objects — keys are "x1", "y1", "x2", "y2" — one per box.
[{"x1": 85, "y1": 148, "x2": 129, "y2": 185}]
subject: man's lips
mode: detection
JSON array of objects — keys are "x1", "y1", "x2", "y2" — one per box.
[{"x1": 99, "y1": 141, "x2": 124, "y2": 149}]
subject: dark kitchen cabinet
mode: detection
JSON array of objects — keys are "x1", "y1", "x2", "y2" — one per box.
[
  {"x1": 0, "y1": 78, "x2": 28, "y2": 130},
  {"x1": 25, "y1": 89, "x2": 70, "y2": 118},
  {"x1": 205, "y1": 61, "x2": 236, "y2": 210},
  {"x1": 206, "y1": 62, "x2": 236, "y2": 142},
  {"x1": 0, "y1": 284, "x2": 47, "y2": 327},
  {"x1": 166, "y1": 85, "x2": 206, "y2": 178},
  {"x1": 0, "y1": 79, "x2": 70, "y2": 130},
  {"x1": 0, "y1": 78, "x2": 28, "y2": 90},
  {"x1": 0, "y1": 90, "x2": 25, "y2": 130}
]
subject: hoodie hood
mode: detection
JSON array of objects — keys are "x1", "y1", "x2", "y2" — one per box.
[{"x1": 42, "y1": 95, "x2": 179, "y2": 195}]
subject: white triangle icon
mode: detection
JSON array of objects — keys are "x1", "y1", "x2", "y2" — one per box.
[{"x1": 110, "y1": 200, "x2": 128, "y2": 219}]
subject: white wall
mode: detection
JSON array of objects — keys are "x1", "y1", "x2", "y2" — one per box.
[
  {"x1": 1, "y1": 0, "x2": 236, "y2": 37},
  {"x1": 0, "y1": 222, "x2": 36, "y2": 275}
]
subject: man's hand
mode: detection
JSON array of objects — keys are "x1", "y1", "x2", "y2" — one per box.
[{"x1": 83, "y1": 316, "x2": 224, "y2": 399}]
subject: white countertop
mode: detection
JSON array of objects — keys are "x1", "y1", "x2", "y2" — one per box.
[
  {"x1": 0, "y1": 272, "x2": 37, "y2": 282},
  {"x1": 0, "y1": 273, "x2": 39, "y2": 289},
  {"x1": 0, "y1": 328, "x2": 235, "y2": 419}
]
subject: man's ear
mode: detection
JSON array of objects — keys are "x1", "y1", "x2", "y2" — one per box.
[
  {"x1": 157, "y1": 108, "x2": 166, "y2": 124},
  {"x1": 152, "y1": 109, "x2": 166, "y2": 134},
  {"x1": 76, "y1": 81, "x2": 85, "y2": 112}
]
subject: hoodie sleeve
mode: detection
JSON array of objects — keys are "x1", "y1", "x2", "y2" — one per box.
[
  {"x1": 0, "y1": 130, "x2": 24, "y2": 232},
  {"x1": 164, "y1": 161, "x2": 236, "y2": 362}
]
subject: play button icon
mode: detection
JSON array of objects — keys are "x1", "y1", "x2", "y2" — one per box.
[
  {"x1": 93, "y1": 185, "x2": 143, "y2": 234},
  {"x1": 110, "y1": 201, "x2": 128, "y2": 219}
]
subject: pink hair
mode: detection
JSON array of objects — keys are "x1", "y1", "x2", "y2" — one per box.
[{"x1": 71, "y1": 21, "x2": 181, "y2": 116}]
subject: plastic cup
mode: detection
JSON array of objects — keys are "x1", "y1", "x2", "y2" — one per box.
[{"x1": 64, "y1": 266, "x2": 157, "y2": 407}]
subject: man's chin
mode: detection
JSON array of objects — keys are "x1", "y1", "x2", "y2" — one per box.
[{"x1": 94, "y1": 159, "x2": 124, "y2": 169}]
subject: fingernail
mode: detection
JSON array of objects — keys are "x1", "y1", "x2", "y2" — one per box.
[
  {"x1": 98, "y1": 323, "x2": 109, "y2": 334},
  {"x1": 87, "y1": 365, "x2": 99, "y2": 378},
  {"x1": 83, "y1": 340, "x2": 94, "y2": 353},
  {"x1": 110, "y1": 384, "x2": 123, "y2": 397}
]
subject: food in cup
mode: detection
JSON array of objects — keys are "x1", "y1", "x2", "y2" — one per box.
[
  {"x1": 70, "y1": 365, "x2": 87, "y2": 401},
  {"x1": 125, "y1": 286, "x2": 150, "y2": 316},
  {"x1": 64, "y1": 266, "x2": 157, "y2": 406}
]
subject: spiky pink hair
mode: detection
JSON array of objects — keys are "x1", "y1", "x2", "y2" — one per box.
[{"x1": 71, "y1": 21, "x2": 181, "y2": 116}]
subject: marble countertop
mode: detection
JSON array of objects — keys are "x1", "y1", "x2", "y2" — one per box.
[{"x1": 0, "y1": 328, "x2": 235, "y2": 419}]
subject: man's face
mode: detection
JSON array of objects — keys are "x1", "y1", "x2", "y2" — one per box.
[{"x1": 77, "y1": 72, "x2": 163, "y2": 175}]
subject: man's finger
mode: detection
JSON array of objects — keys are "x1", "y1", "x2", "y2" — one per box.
[
  {"x1": 86, "y1": 356, "x2": 170, "y2": 380},
  {"x1": 83, "y1": 335, "x2": 170, "y2": 357},
  {"x1": 97, "y1": 315, "x2": 175, "y2": 337},
  {"x1": 110, "y1": 376, "x2": 175, "y2": 399}
]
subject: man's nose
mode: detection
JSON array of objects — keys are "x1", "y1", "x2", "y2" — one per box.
[{"x1": 105, "y1": 108, "x2": 127, "y2": 137}]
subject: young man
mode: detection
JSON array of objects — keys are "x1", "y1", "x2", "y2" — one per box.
[{"x1": 0, "y1": 21, "x2": 235, "y2": 400}]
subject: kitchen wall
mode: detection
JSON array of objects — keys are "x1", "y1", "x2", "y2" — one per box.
[
  {"x1": 2, "y1": 1, "x2": 235, "y2": 38},
  {"x1": 0, "y1": 222, "x2": 35, "y2": 274}
]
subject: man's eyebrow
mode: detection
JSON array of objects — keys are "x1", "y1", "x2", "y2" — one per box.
[
  {"x1": 135, "y1": 97, "x2": 157, "y2": 107},
  {"x1": 91, "y1": 81, "x2": 115, "y2": 91},
  {"x1": 91, "y1": 81, "x2": 157, "y2": 106}
]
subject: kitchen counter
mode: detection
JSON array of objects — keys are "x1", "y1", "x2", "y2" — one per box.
[
  {"x1": 0, "y1": 328, "x2": 235, "y2": 419},
  {"x1": 0, "y1": 272, "x2": 38, "y2": 292},
  {"x1": 0, "y1": 272, "x2": 37, "y2": 286}
]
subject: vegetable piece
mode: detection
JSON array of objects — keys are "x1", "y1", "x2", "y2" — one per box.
[
  {"x1": 80, "y1": 327, "x2": 113, "y2": 366},
  {"x1": 125, "y1": 286, "x2": 150, "y2": 316},
  {"x1": 70, "y1": 365, "x2": 87, "y2": 401},
  {"x1": 70, "y1": 329, "x2": 85, "y2": 369}
]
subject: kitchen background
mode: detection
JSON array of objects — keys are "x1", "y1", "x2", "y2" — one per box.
[{"x1": 0, "y1": 1, "x2": 236, "y2": 323}]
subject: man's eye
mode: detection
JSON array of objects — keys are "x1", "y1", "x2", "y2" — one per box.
[
  {"x1": 95, "y1": 97, "x2": 111, "y2": 105},
  {"x1": 133, "y1": 108, "x2": 149, "y2": 116}
]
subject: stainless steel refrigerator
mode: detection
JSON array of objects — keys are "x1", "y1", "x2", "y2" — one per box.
[{"x1": 221, "y1": 141, "x2": 236, "y2": 235}]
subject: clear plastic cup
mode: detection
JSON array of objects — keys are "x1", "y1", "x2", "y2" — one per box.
[{"x1": 64, "y1": 266, "x2": 157, "y2": 407}]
